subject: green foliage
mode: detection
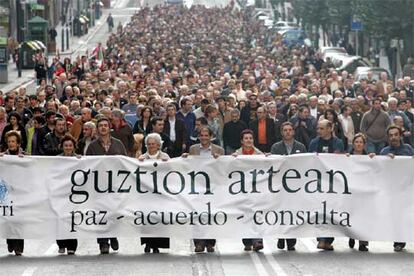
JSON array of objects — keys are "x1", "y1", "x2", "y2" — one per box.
[{"x1": 290, "y1": 0, "x2": 414, "y2": 41}]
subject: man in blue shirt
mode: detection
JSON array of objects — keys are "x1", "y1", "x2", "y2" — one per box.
[{"x1": 380, "y1": 125, "x2": 414, "y2": 252}]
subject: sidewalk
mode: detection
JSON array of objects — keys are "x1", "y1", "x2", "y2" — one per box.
[{"x1": 0, "y1": 8, "x2": 113, "y2": 95}]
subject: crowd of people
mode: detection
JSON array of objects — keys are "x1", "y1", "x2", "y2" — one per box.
[{"x1": 0, "y1": 2, "x2": 413, "y2": 256}]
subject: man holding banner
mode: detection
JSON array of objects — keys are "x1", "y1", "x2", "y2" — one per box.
[
  {"x1": 309, "y1": 119, "x2": 345, "y2": 251},
  {"x1": 380, "y1": 125, "x2": 414, "y2": 252},
  {"x1": 271, "y1": 121, "x2": 307, "y2": 251},
  {"x1": 86, "y1": 117, "x2": 127, "y2": 254},
  {"x1": 185, "y1": 126, "x2": 224, "y2": 253}
]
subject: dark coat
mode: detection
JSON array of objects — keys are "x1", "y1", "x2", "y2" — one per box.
[
  {"x1": 163, "y1": 117, "x2": 187, "y2": 157},
  {"x1": 270, "y1": 140, "x2": 307, "y2": 155},
  {"x1": 249, "y1": 118, "x2": 277, "y2": 153},
  {"x1": 1, "y1": 124, "x2": 27, "y2": 152},
  {"x1": 43, "y1": 131, "x2": 63, "y2": 156}
]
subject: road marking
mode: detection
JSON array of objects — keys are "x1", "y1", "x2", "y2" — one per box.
[
  {"x1": 301, "y1": 238, "x2": 319, "y2": 253},
  {"x1": 250, "y1": 253, "x2": 270, "y2": 276},
  {"x1": 22, "y1": 267, "x2": 37, "y2": 276},
  {"x1": 263, "y1": 247, "x2": 287, "y2": 276},
  {"x1": 43, "y1": 244, "x2": 59, "y2": 256}
]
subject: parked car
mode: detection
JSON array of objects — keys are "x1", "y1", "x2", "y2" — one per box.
[
  {"x1": 320, "y1": 47, "x2": 347, "y2": 60},
  {"x1": 166, "y1": 0, "x2": 183, "y2": 4},
  {"x1": 353, "y1": 67, "x2": 392, "y2": 82},
  {"x1": 280, "y1": 29, "x2": 310, "y2": 47},
  {"x1": 329, "y1": 54, "x2": 371, "y2": 73},
  {"x1": 274, "y1": 21, "x2": 299, "y2": 32}
]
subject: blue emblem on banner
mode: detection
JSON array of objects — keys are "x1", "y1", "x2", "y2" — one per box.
[{"x1": 0, "y1": 178, "x2": 8, "y2": 204}]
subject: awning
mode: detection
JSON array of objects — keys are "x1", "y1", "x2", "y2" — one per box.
[
  {"x1": 34, "y1": 40, "x2": 46, "y2": 50},
  {"x1": 23, "y1": 41, "x2": 40, "y2": 50},
  {"x1": 30, "y1": 4, "x2": 44, "y2": 10},
  {"x1": 80, "y1": 15, "x2": 90, "y2": 23},
  {"x1": 21, "y1": 40, "x2": 47, "y2": 51}
]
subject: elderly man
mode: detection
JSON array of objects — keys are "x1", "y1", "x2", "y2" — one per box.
[
  {"x1": 70, "y1": 107, "x2": 93, "y2": 141},
  {"x1": 387, "y1": 97, "x2": 411, "y2": 130},
  {"x1": 76, "y1": 121, "x2": 96, "y2": 155},
  {"x1": 249, "y1": 106, "x2": 277, "y2": 153},
  {"x1": 111, "y1": 109, "x2": 135, "y2": 156}
]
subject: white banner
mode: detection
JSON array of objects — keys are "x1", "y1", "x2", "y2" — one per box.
[{"x1": 0, "y1": 154, "x2": 413, "y2": 241}]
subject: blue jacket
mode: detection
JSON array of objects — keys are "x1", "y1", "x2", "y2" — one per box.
[
  {"x1": 308, "y1": 136, "x2": 344, "y2": 153},
  {"x1": 380, "y1": 143, "x2": 414, "y2": 156}
]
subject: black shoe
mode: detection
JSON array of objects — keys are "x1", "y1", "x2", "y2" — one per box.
[
  {"x1": 144, "y1": 244, "x2": 151, "y2": 253},
  {"x1": 358, "y1": 244, "x2": 368, "y2": 252},
  {"x1": 394, "y1": 245, "x2": 404, "y2": 252},
  {"x1": 206, "y1": 245, "x2": 215, "y2": 253},
  {"x1": 99, "y1": 243, "x2": 109, "y2": 254},
  {"x1": 277, "y1": 239, "x2": 285, "y2": 249},
  {"x1": 7, "y1": 244, "x2": 13, "y2": 253},
  {"x1": 110, "y1": 238, "x2": 119, "y2": 251},
  {"x1": 348, "y1": 238, "x2": 355, "y2": 249},
  {"x1": 152, "y1": 247, "x2": 160, "y2": 254},
  {"x1": 287, "y1": 246, "x2": 295, "y2": 251},
  {"x1": 253, "y1": 241, "x2": 263, "y2": 252}
]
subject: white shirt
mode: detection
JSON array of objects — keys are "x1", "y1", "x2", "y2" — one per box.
[
  {"x1": 169, "y1": 117, "x2": 176, "y2": 142},
  {"x1": 199, "y1": 144, "x2": 212, "y2": 157},
  {"x1": 310, "y1": 107, "x2": 318, "y2": 119}
]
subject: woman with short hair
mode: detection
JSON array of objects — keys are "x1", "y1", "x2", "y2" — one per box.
[
  {"x1": 1, "y1": 130, "x2": 25, "y2": 256},
  {"x1": 347, "y1": 133, "x2": 374, "y2": 252},
  {"x1": 138, "y1": 133, "x2": 170, "y2": 253},
  {"x1": 56, "y1": 134, "x2": 80, "y2": 255},
  {"x1": 233, "y1": 129, "x2": 264, "y2": 252}
]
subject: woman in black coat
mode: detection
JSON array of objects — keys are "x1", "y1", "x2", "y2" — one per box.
[
  {"x1": 1, "y1": 130, "x2": 25, "y2": 256},
  {"x1": 1, "y1": 112, "x2": 27, "y2": 152}
]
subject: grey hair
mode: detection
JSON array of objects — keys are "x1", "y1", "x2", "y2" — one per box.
[
  {"x1": 112, "y1": 108, "x2": 125, "y2": 119},
  {"x1": 83, "y1": 121, "x2": 96, "y2": 130},
  {"x1": 387, "y1": 97, "x2": 398, "y2": 104},
  {"x1": 145, "y1": 133, "x2": 163, "y2": 147}
]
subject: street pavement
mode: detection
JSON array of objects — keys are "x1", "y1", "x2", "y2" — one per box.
[{"x1": 0, "y1": 238, "x2": 413, "y2": 276}]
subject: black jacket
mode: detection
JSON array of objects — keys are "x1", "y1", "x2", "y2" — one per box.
[
  {"x1": 249, "y1": 118, "x2": 277, "y2": 152},
  {"x1": 163, "y1": 117, "x2": 187, "y2": 157},
  {"x1": 223, "y1": 120, "x2": 248, "y2": 150},
  {"x1": 43, "y1": 132, "x2": 63, "y2": 156}
]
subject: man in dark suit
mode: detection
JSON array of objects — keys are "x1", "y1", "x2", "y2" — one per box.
[
  {"x1": 340, "y1": 79, "x2": 356, "y2": 98},
  {"x1": 142, "y1": 117, "x2": 171, "y2": 154},
  {"x1": 164, "y1": 103, "x2": 187, "y2": 157},
  {"x1": 183, "y1": 127, "x2": 224, "y2": 253},
  {"x1": 270, "y1": 121, "x2": 307, "y2": 251},
  {"x1": 289, "y1": 105, "x2": 317, "y2": 150},
  {"x1": 266, "y1": 102, "x2": 286, "y2": 142},
  {"x1": 249, "y1": 106, "x2": 276, "y2": 153}
]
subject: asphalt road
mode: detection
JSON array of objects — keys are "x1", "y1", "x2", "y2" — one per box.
[{"x1": 1, "y1": 238, "x2": 413, "y2": 276}]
